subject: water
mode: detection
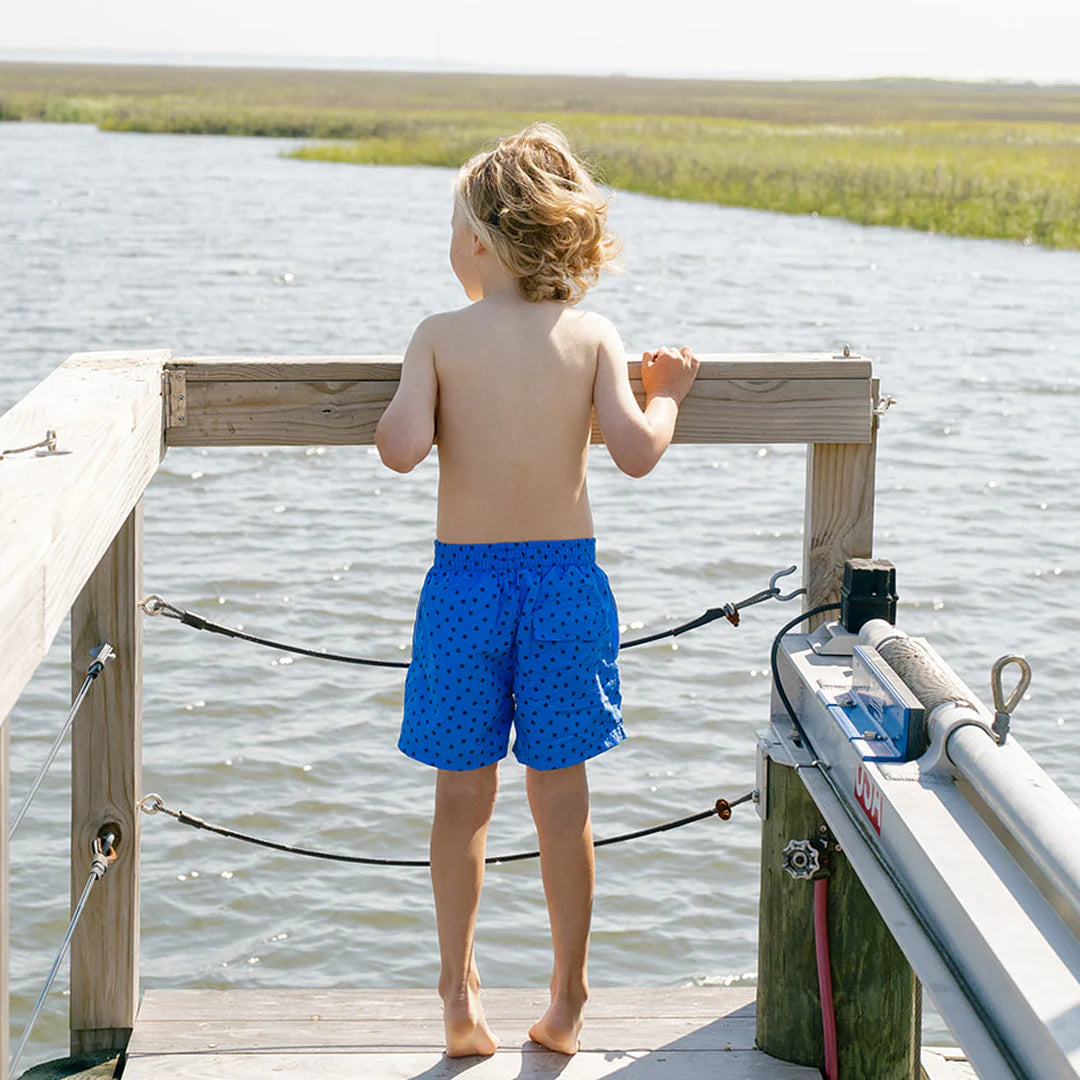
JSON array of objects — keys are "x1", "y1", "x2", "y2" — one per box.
[{"x1": 2, "y1": 121, "x2": 1079, "y2": 1068}]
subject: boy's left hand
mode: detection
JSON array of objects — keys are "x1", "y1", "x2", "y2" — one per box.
[{"x1": 641, "y1": 346, "x2": 699, "y2": 404}]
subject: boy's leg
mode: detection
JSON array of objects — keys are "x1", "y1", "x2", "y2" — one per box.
[
  {"x1": 525, "y1": 762, "x2": 593, "y2": 1055},
  {"x1": 430, "y1": 763, "x2": 500, "y2": 1057}
]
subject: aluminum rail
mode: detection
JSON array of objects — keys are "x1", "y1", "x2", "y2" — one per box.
[
  {"x1": 760, "y1": 725, "x2": 1020, "y2": 1080},
  {"x1": 932, "y1": 704, "x2": 1080, "y2": 930},
  {"x1": 860, "y1": 619, "x2": 1080, "y2": 929},
  {"x1": 778, "y1": 633, "x2": 1080, "y2": 1080}
]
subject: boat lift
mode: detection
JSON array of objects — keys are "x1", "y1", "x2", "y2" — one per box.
[{"x1": 761, "y1": 561, "x2": 1080, "y2": 1079}]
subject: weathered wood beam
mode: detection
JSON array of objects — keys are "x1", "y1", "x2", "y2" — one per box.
[
  {"x1": 1, "y1": 714, "x2": 9, "y2": 1080},
  {"x1": 0, "y1": 351, "x2": 168, "y2": 722},
  {"x1": 164, "y1": 354, "x2": 873, "y2": 447},
  {"x1": 70, "y1": 504, "x2": 143, "y2": 1055},
  {"x1": 170, "y1": 354, "x2": 872, "y2": 382}
]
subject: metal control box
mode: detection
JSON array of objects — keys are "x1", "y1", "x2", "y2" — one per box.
[{"x1": 817, "y1": 644, "x2": 925, "y2": 762}]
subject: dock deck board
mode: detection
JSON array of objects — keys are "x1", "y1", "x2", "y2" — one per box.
[{"x1": 124, "y1": 988, "x2": 821, "y2": 1078}]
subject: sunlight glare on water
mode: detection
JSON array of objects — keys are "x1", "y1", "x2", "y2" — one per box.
[{"x1": 2, "y1": 122, "x2": 1079, "y2": 1065}]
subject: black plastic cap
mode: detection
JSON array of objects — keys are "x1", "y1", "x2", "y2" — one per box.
[{"x1": 840, "y1": 558, "x2": 898, "y2": 633}]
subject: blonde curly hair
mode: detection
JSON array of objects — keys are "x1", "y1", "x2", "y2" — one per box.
[{"x1": 454, "y1": 123, "x2": 620, "y2": 304}]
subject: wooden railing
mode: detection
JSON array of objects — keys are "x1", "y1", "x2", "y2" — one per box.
[{"x1": 0, "y1": 350, "x2": 879, "y2": 1078}]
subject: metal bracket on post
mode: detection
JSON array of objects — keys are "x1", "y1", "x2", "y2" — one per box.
[{"x1": 165, "y1": 369, "x2": 186, "y2": 427}]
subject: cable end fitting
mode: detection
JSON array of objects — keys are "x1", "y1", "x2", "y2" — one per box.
[
  {"x1": 91, "y1": 828, "x2": 119, "y2": 878},
  {"x1": 87, "y1": 642, "x2": 115, "y2": 677}
]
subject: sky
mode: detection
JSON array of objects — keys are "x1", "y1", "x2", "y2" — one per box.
[{"x1": 2, "y1": 0, "x2": 1079, "y2": 83}]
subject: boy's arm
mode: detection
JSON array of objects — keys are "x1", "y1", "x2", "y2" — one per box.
[
  {"x1": 592, "y1": 317, "x2": 698, "y2": 478},
  {"x1": 375, "y1": 317, "x2": 439, "y2": 473}
]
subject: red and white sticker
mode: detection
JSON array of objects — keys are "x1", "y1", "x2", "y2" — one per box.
[{"x1": 854, "y1": 762, "x2": 884, "y2": 834}]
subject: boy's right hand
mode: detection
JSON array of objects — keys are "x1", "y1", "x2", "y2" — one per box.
[{"x1": 641, "y1": 346, "x2": 699, "y2": 405}]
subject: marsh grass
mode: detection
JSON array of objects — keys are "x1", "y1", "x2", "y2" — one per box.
[{"x1": 3, "y1": 62, "x2": 1079, "y2": 247}]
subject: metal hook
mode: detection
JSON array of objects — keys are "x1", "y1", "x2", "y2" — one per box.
[
  {"x1": 990, "y1": 655, "x2": 1031, "y2": 745},
  {"x1": 769, "y1": 566, "x2": 806, "y2": 603}
]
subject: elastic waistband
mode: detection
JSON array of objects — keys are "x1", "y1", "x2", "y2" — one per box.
[{"x1": 432, "y1": 538, "x2": 597, "y2": 572}]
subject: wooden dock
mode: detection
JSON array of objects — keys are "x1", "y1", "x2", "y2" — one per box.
[
  {"x1": 122, "y1": 987, "x2": 819, "y2": 1079},
  {"x1": 4, "y1": 351, "x2": 899, "y2": 1079}
]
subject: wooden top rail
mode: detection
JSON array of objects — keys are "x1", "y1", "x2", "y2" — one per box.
[
  {"x1": 0, "y1": 351, "x2": 169, "y2": 722},
  {"x1": 164, "y1": 353, "x2": 874, "y2": 447}
]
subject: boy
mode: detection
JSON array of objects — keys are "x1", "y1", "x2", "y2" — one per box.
[{"x1": 376, "y1": 123, "x2": 698, "y2": 1058}]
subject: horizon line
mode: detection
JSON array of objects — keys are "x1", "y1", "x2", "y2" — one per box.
[{"x1": 1, "y1": 46, "x2": 1078, "y2": 89}]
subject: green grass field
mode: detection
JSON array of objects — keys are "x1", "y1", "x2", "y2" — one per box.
[{"x1": 3, "y1": 62, "x2": 1079, "y2": 248}]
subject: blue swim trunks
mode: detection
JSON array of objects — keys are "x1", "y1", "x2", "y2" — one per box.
[{"x1": 399, "y1": 538, "x2": 624, "y2": 772}]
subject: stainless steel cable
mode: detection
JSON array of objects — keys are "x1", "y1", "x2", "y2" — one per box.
[
  {"x1": 8, "y1": 833, "x2": 116, "y2": 1078},
  {"x1": 8, "y1": 645, "x2": 114, "y2": 841}
]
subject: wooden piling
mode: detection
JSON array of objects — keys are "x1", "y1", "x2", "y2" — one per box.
[
  {"x1": 756, "y1": 760, "x2": 921, "y2": 1078},
  {"x1": 69, "y1": 504, "x2": 143, "y2": 1056}
]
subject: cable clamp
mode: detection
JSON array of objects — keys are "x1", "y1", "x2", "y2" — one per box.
[
  {"x1": 714, "y1": 789, "x2": 757, "y2": 820},
  {"x1": 794, "y1": 759, "x2": 829, "y2": 773},
  {"x1": 87, "y1": 642, "x2": 115, "y2": 678}
]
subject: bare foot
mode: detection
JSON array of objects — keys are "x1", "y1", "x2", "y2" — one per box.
[
  {"x1": 442, "y1": 984, "x2": 499, "y2": 1058},
  {"x1": 528, "y1": 997, "x2": 585, "y2": 1056}
]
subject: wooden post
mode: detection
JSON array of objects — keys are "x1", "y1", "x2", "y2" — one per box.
[
  {"x1": 759, "y1": 380, "x2": 921, "y2": 1077},
  {"x1": 1, "y1": 715, "x2": 9, "y2": 1080},
  {"x1": 756, "y1": 760, "x2": 921, "y2": 1078},
  {"x1": 802, "y1": 380, "x2": 880, "y2": 626},
  {"x1": 69, "y1": 504, "x2": 143, "y2": 1055}
]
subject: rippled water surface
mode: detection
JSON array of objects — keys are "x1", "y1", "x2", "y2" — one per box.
[{"x1": 3, "y1": 122, "x2": 1079, "y2": 1067}]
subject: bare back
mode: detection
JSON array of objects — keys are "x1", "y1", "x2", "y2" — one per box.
[{"x1": 433, "y1": 298, "x2": 599, "y2": 543}]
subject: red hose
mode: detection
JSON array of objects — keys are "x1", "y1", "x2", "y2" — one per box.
[{"x1": 814, "y1": 877, "x2": 839, "y2": 1080}]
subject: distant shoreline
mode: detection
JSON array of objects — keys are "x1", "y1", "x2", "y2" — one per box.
[
  {"x1": 3, "y1": 61, "x2": 1078, "y2": 249},
  {"x1": 4, "y1": 50, "x2": 1078, "y2": 86}
]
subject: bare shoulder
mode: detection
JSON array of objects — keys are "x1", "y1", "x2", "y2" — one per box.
[
  {"x1": 407, "y1": 306, "x2": 475, "y2": 358},
  {"x1": 409, "y1": 307, "x2": 464, "y2": 341},
  {"x1": 559, "y1": 307, "x2": 620, "y2": 351}
]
